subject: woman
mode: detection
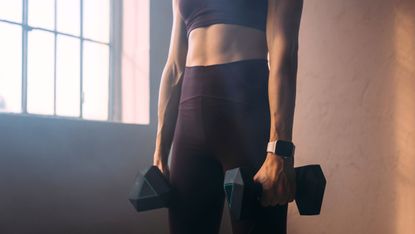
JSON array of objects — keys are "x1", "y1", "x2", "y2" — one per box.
[{"x1": 153, "y1": 0, "x2": 303, "y2": 233}]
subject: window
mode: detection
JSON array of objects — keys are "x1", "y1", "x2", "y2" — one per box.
[{"x1": 0, "y1": 0, "x2": 122, "y2": 122}]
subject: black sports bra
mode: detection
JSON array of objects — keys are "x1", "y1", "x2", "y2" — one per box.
[{"x1": 178, "y1": 0, "x2": 268, "y2": 37}]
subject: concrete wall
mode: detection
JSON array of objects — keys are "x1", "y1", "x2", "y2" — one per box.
[
  {"x1": 290, "y1": 0, "x2": 415, "y2": 233},
  {"x1": 0, "y1": 0, "x2": 414, "y2": 233},
  {"x1": 0, "y1": 114, "x2": 158, "y2": 233}
]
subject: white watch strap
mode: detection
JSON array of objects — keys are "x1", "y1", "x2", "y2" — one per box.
[{"x1": 267, "y1": 140, "x2": 277, "y2": 153}]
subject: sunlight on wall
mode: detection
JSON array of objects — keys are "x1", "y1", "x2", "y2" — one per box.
[
  {"x1": 393, "y1": 4, "x2": 415, "y2": 234},
  {"x1": 121, "y1": 0, "x2": 150, "y2": 125}
]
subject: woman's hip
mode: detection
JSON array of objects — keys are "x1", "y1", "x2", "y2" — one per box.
[{"x1": 179, "y1": 58, "x2": 270, "y2": 107}]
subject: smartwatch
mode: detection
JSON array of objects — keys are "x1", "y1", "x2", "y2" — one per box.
[{"x1": 267, "y1": 140, "x2": 295, "y2": 158}]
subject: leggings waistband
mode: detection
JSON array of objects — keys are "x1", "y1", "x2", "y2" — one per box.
[{"x1": 180, "y1": 58, "x2": 270, "y2": 105}]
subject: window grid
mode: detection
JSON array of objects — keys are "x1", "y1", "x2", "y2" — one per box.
[
  {"x1": 53, "y1": 0, "x2": 57, "y2": 115},
  {"x1": 80, "y1": 0, "x2": 84, "y2": 118},
  {"x1": 22, "y1": 0, "x2": 28, "y2": 115},
  {"x1": 0, "y1": 0, "x2": 112, "y2": 120}
]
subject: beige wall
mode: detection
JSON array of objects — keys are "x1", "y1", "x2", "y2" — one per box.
[{"x1": 289, "y1": 0, "x2": 415, "y2": 233}]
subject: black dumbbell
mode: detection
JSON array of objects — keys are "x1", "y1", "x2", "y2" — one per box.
[
  {"x1": 223, "y1": 164, "x2": 326, "y2": 220},
  {"x1": 128, "y1": 165, "x2": 173, "y2": 212}
]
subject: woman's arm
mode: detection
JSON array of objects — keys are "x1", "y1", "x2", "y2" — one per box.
[
  {"x1": 253, "y1": 0, "x2": 303, "y2": 207},
  {"x1": 267, "y1": 0, "x2": 303, "y2": 143},
  {"x1": 153, "y1": 0, "x2": 188, "y2": 177}
]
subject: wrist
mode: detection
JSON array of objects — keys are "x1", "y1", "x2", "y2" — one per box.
[
  {"x1": 266, "y1": 154, "x2": 295, "y2": 172},
  {"x1": 153, "y1": 151, "x2": 167, "y2": 164},
  {"x1": 266, "y1": 139, "x2": 295, "y2": 158},
  {"x1": 266, "y1": 152, "x2": 284, "y2": 163}
]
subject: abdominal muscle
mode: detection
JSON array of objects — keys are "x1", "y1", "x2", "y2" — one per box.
[{"x1": 185, "y1": 24, "x2": 268, "y2": 67}]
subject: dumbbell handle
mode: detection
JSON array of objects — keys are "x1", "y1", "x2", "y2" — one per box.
[
  {"x1": 250, "y1": 171, "x2": 295, "y2": 201},
  {"x1": 252, "y1": 182, "x2": 263, "y2": 200},
  {"x1": 248, "y1": 166, "x2": 311, "y2": 201}
]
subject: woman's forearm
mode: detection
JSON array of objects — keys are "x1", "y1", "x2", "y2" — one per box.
[
  {"x1": 266, "y1": 0, "x2": 302, "y2": 144},
  {"x1": 268, "y1": 50, "x2": 298, "y2": 143},
  {"x1": 153, "y1": 62, "x2": 184, "y2": 165}
]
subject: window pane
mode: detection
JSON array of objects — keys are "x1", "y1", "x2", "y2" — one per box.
[
  {"x1": 57, "y1": 0, "x2": 80, "y2": 35},
  {"x1": 56, "y1": 35, "x2": 80, "y2": 117},
  {"x1": 83, "y1": 0, "x2": 109, "y2": 43},
  {"x1": 28, "y1": 0, "x2": 54, "y2": 30},
  {"x1": 0, "y1": 23, "x2": 21, "y2": 113},
  {"x1": 27, "y1": 30, "x2": 54, "y2": 115},
  {"x1": 83, "y1": 41, "x2": 109, "y2": 121},
  {"x1": 0, "y1": 0, "x2": 22, "y2": 22}
]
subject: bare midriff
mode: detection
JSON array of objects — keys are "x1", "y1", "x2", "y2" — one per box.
[{"x1": 185, "y1": 24, "x2": 268, "y2": 67}]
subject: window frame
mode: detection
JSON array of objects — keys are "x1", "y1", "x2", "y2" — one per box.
[{"x1": 0, "y1": 0, "x2": 122, "y2": 122}]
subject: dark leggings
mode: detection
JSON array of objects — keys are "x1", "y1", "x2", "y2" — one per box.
[{"x1": 168, "y1": 59, "x2": 288, "y2": 234}]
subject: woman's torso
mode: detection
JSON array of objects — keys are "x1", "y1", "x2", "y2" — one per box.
[
  {"x1": 178, "y1": 0, "x2": 269, "y2": 66},
  {"x1": 186, "y1": 24, "x2": 268, "y2": 66}
]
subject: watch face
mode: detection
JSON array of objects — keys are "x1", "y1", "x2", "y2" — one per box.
[{"x1": 276, "y1": 140, "x2": 294, "y2": 157}]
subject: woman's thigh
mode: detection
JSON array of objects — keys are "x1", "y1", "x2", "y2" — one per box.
[
  {"x1": 230, "y1": 205, "x2": 288, "y2": 234},
  {"x1": 168, "y1": 97, "x2": 225, "y2": 234}
]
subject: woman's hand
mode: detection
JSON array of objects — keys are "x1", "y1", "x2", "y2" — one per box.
[
  {"x1": 153, "y1": 155, "x2": 170, "y2": 180},
  {"x1": 253, "y1": 153, "x2": 296, "y2": 206}
]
